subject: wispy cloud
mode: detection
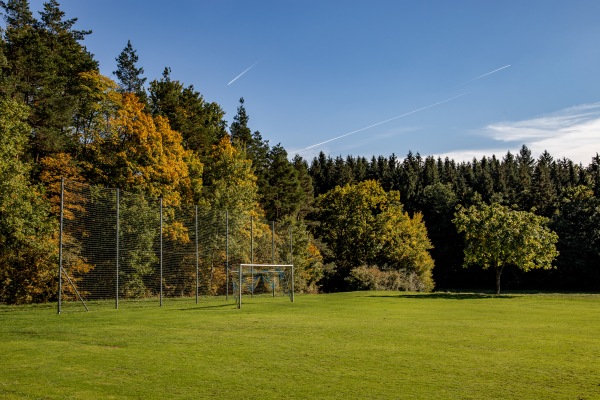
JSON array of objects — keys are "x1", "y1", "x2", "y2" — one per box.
[
  {"x1": 227, "y1": 60, "x2": 261, "y2": 85},
  {"x1": 302, "y1": 93, "x2": 466, "y2": 151},
  {"x1": 437, "y1": 103, "x2": 600, "y2": 164},
  {"x1": 457, "y1": 64, "x2": 511, "y2": 86}
]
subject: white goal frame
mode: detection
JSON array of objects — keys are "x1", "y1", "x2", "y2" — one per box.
[{"x1": 234, "y1": 264, "x2": 294, "y2": 308}]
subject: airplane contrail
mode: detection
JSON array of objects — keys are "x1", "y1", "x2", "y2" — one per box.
[
  {"x1": 458, "y1": 64, "x2": 511, "y2": 86},
  {"x1": 303, "y1": 93, "x2": 467, "y2": 151},
  {"x1": 228, "y1": 60, "x2": 261, "y2": 85}
]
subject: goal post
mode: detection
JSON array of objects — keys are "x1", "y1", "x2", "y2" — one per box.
[{"x1": 234, "y1": 263, "x2": 294, "y2": 308}]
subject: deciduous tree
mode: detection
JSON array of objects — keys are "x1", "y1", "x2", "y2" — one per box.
[
  {"x1": 0, "y1": 98, "x2": 56, "y2": 303},
  {"x1": 453, "y1": 202, "x2": 559, "y2": 294},
  {"x1": 315, "y1": 180, "x2": 434, "y2": 291}
]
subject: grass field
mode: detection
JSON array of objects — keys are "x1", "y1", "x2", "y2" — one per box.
[{"x1": 1, "y1": 292, "x2": 599, "y2": 399}]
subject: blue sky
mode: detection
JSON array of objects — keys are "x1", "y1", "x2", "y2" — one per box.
[{"x1": 21, "y1": 0, "x2": 600, "y2": 164}]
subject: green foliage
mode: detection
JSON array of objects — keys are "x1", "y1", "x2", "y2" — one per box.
[
  {"x1": 453, "y1": 202, "x2": 559, "y2": 294},
  {"x1": 114, "y1": 39, "x2": 147, "y2": 102},
  {"x1": 201, "y1": 136, "x2": 261, "y2": 263},
  {"x1": 262, "y1": 144, "x2": 305, "y2": 221},
  {"x1": 149, "y1": 67, "x2": 227, "y2": 157},
  {"x1": 119, "y1": 192, "x2": 160, "y2": 297},
  {"x1": 315, "y1": 180, "x2": 434, "y2": 291},
  {"x1": 551, "y1": 186, "x2": 600, "y2": 289},
  {"x1": 1, "y1": 0, "x2": 98, "y2": 161},
  {"x1": 0, "y1": 98, "x2": 56, "y2": 303},
  {"x1": 229, "y1": 97, "x2": 252, "y2": 148}
]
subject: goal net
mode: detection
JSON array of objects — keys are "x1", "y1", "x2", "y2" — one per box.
[{"x1": 230, "y1": 264, "x2": 294, "y2": 308}]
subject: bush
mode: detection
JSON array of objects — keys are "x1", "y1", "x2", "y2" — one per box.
[{"x1": 346, "y1": 266, "x2": 431, "y2": 292}]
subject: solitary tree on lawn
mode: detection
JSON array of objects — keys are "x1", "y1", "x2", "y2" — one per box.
[{"x1": 453, "y1": 202, "x2": 559, "y2": 294}]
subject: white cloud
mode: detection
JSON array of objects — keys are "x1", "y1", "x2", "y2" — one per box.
[{"x1": 437, "y1": 103, "x2": 600, "y2": 164}]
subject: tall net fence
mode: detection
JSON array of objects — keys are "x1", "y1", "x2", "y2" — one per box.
[{"x1": 58, "y1": 180, "x2": 294, "y2": 312}]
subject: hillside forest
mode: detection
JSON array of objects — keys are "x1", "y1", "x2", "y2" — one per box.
[{"x1": 1, "y1": 1, "x2": 599, "y2": 303}]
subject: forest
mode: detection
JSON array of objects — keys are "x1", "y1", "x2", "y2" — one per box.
[{"x1": 1, "y1": 0, "x2": 599, "y2": 304}]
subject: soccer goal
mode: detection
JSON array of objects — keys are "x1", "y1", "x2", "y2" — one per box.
[{"x1": 231, "y1": 264, "x2": 294, "y2": 308}]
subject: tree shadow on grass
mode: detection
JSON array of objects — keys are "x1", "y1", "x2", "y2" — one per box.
[
  {"x1": 368, "y1": 292, "x2": 515, "y2": 300},
  {"x1": 174, "y1": 302, "x2": 237, "y2": 311}
]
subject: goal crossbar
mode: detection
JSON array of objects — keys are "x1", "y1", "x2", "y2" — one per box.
[{"x1": 235, "y1": 264, "x2": 294, "y2": 308}]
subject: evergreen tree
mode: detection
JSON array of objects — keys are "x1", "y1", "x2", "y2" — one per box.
[
  {"x1": 516, "y1": 145, "x2": 535, "y2": 209},
  {"x1": 551, "y1": 186, "x2": 600, "y2": 290},
  {"x1": 229, "y1": 97, "x2": 252, "y2": 148},
  {"x1": 1, "y1": 0, "x2": 98, "y2": 162},
  {"x1": 148, "y1": 67, "x2": 227, "y2": 157},
  {"x1": 531, "y1": 151, "x2": 557, "y2": 216},
  {"x1": 114, "y1": 39, "x2": 147, "y2": 102},
  {"x1": 292, "y1": 154, "x2": 315, "y2": 220},
  {"x1": 262, "y1": 144, "x2": 304, "y2": 221},
  {"x1": 588, "y1": 154, "x2": 600, "y2": 197}
]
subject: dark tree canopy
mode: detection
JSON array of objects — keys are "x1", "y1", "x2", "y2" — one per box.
[{"x1": 114, "y1": 39, "x2": 147, "y2": 101}]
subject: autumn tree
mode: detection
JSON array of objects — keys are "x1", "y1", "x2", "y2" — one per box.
[
  {"x1": 453, "y1": 202, "x2": 559, "y2": 294},
  {"x1": 315, "y1": 180, "x2": 434, "y2": 291},
  {"x1": 89, "y1": 92, "x2": 200, "y2": 205}
]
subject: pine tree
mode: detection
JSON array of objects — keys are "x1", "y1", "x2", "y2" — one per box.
[
  {"x1": 292, "y1": 154, "x2": 314, "y2": 219},
  {"x1": 149, "y1": 67, "x2": 226, "y2": 156},
  {"x1": 531, "y1": 151, "x2": 557, "y2": 216},
  {"x1": 516, "y1": 145, "x2": 535, "y2": 209},
  {"x1": 1, "y1": 0, "x2": 98, "y2": 162},
  {"x1": 262, "y1": 144, "x2": 304, "y2": 221},
  {"x1": 229, "y1": 97, "x2": 252, "y2": 148},
  {"x1": 114, "y1": 40, "x2": 147, "y2": 102}
]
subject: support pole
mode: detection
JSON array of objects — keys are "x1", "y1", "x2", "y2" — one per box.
[
  {"x1": 57, "y1": 177, "x2": 64, "y2": 315},
  {"x1": 195, "y1": 205, "x2": 199, "y2": 304},
  {"x1": 116, "y1": 189, "x2": 119, "y2": 310},
  {"x1": 160, "y1": 197, "x2": 163, "y2": 307},
  {"x1": 62, "y1": 268, "x2": 89, "y2": 312}
]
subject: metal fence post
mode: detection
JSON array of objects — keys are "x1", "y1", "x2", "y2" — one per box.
[
  {"x1": 226, "y1": 210, "x2": 229, "y2": 301},
  {"x1": 290, "y1": 226, "x2": 294, "y2": 303},
  {"x1": 57, "y1": 177, "x2": 64, "y2": 315},
  {"x1": 250, "y1": 215, "x2": 254, "y2": 298},
  {"x1": 160, "y1": 197, "x2": 163, "y2": 307},
  {"x1": 195, "y1": 205, "x2": 199, "y2": 304},
  {"x1": 116, "y1": 188, "x2": 119, "y2": 310}
]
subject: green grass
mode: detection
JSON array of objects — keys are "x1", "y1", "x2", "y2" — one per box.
[{"x1": 1, "y1": 292, "x2": 599, "y2": 399}]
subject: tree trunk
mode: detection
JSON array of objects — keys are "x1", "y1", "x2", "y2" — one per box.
[{"x1": 495, "y1": 264, "x2": 504, "y2": 295}]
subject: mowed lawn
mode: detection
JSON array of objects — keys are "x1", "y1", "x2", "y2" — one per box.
[{"x1": 1, "y1": 292, "x2": 599, "y2": 399}]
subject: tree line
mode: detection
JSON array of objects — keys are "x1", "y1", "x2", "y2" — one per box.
[
  {"x1": 308, "y1": 149, "x2": 600, "y2": 292},
  {"x1": 0, "y1": 1, "x2": 598, "y2": 303}
]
